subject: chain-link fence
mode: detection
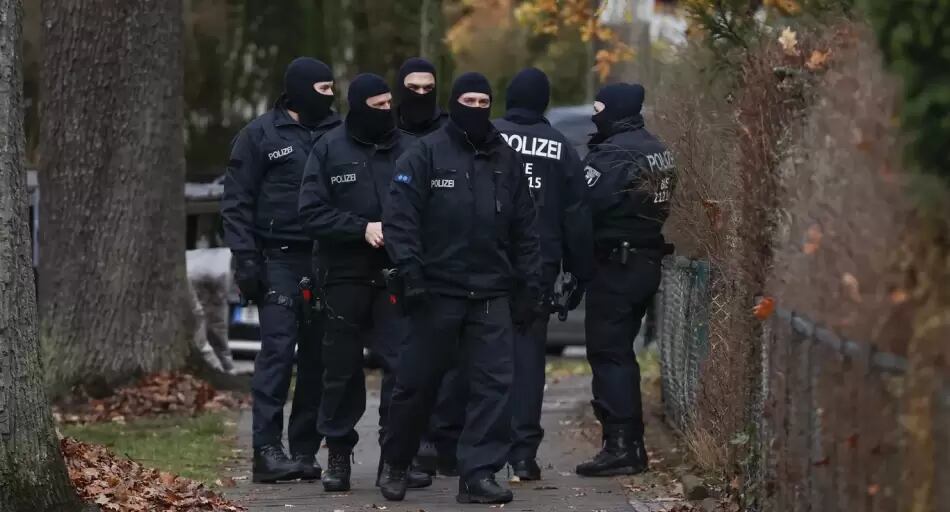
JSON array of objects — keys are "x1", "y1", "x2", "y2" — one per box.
[
  {"x1": 654, "y1": 257, "x2": 950, "y2": 511},
  {"x1": 655, "y1": 256, "x2": 712, "y2": 430}
]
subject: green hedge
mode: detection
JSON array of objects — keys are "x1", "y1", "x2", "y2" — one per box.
[{"x1": 864, "y1": 0, "x2": 950, "y2": 180}]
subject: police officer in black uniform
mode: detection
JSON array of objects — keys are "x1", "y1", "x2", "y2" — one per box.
[
  {"x1": 575, "y1": 83, "x2": 674, "y2": 477},
  {"x1": 222, "y1": 57, "x2": 341, "y2": 483},
  {"x1": 393, "y1": 56, "x2": 462, "y2": 478},
  {"x1": 377, "y1": 72, "x2": 542, "y2": 504},
  {"x1": 494, "y1": 67, "x2": 594, "y2": 480},
  {"x1": 298, "y1": 73, "x2": 432, "y2": 493}
]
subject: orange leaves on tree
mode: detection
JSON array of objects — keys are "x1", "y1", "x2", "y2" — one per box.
[
  {"x1": 516, "y1": 0, "x2": 633, "y2": 81},
  {"x1": 753, "y1": 296, "x2": 776, "y2": 320},
  {"x1": 765, "y1": 0, "x2": 802, "y2": 15},
  {"x1": 806, "y1": 49, "x2": 832, "y2": 71}
]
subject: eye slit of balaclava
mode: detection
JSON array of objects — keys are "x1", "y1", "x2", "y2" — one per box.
[
  {"x1": 449, "y1": 72, "x2": 493, "y2": 145},
  {"x1": 284, "y1": 57, "x2": 335, "y2": 127}
]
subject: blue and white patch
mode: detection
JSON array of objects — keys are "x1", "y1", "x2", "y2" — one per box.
[
  {"x1": 584, "y1": 165, "x2": 602, "y2": 188},
  {"x1": 394, "y1": 173, "x2": 412, "y2": 184}
]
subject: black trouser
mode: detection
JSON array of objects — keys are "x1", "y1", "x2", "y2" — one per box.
[
  {"x1": 383, "y1": 295, "x2": 514, "y2": 480},
  {"x1": 584, "y1": 252, "x2": 662, "y2": 437},
  {"x1": 319, "y1": 283, "x2": 409, "y2": 451},
  {"x1": 251, "y1": 248, "x2": 324, "y2": 456},
  {"x1": 421, "y1": 366, "x2": 466, "y2": 460},
  {"x1": 509, "y1": 264, "x2": 559, "y2": 463}
]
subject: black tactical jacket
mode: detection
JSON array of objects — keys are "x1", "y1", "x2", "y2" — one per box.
[
  {"x1": 494, "y1": 113, "x2": 594, "y2": 283},
  {"x1": 383, "y1": 121, "x2": 542, "y2": 299},
  {"x1": 582, "y1": 116, "x2": 675, "y2": 250},
  {"x1": 222, "y1": 103, "x2": 341, "y2": 257},
  {"x1": 298, "y1": 123, "x2": 409, "y2": 286}
]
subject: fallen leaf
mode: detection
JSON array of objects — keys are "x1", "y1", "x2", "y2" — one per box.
[
  {"x1": 803, "y1": 224, "x2": 823, "y2": 255},
  {"x1": 889, "y1": 288, "x2": 909, "y2": 304},
  {"x1": 778, "y1": 27, "x2": 799, "y2": 56},
  {"x1": 805, "y1": 49, "x2": 831, "y2": 71},
  {"x1": 753, "y1": 297, "x2": 776, "y2": 320},
  {"x1": 867, "y1": 483, "x2": 880, "y2": 496},
  {"x1": 841, "y1": 273, "x2": 862, "y2": 303}
]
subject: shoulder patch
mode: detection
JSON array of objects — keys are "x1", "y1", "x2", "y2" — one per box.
[
  {"x1": 394, "y1": 173, "x2": 412, "y2": 184},
  {"x1": 584, "y1": 165, "x2": 602, "y2": 188}
]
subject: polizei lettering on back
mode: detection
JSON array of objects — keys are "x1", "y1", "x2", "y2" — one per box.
[
  {"x1": 500, "y1": 133, "x2": 563, "y2": 161},
  {"x1": 268, "y1": 145, "x2": 294, "y2": 161},
  {"x1": 431, "y1": 179, "x2": 455, "y2": 189},
  {"x1": 645, "y1": 150, "x2": 675, "y2": 172},
  {"x1": 330, "y1": 173, "x2": 357, "y2": 185}
]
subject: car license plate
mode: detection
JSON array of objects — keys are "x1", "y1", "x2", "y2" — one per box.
[{"x1": 232, "y1": 305, "x2": 260, "y2": 326}]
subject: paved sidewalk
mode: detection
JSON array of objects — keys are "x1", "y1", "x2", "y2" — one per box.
[{"x1": 224, "y1": 371, "x2": 637, "y2": 512}]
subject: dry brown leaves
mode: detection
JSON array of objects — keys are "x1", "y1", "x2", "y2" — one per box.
[
  {"x1": 55, "y1": 373, "x2": 248, "y2": 425},
  {"x1": 64, "y1": 437, "x2": 245, "y2": 511}
]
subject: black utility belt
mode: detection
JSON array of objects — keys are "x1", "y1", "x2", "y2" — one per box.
[
  {"x1": 600, "y1": 242, "x2": 673, "y2": 265},
  {"x1": 261, "y1": 239, "x2": 313, "y2": 253}
]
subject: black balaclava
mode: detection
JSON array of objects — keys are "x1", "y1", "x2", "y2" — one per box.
[
  {"x1": 505, "y1": 67, "x2": 550, "y2": 123},
  {"x1": 449, "y1": 72, "x2": 493, "y2": 145},
  {"x1": 346, "y1": 73, "x2": 395, "y2": 143},
  {"x1": 592, "y1": 82, "x2": 645, "y2": 136},
  {"x1": 396, "y1": 57, "x2": 439, "y2": 130},
  {"x1": 283, "y1": 57, "x2": 335, "y2": 128}
]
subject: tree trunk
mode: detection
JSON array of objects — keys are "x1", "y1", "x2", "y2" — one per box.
[
  {"x1": 0, "y1": 1, "x2": 88, "y2": 509},
  {"x1": 38, "y1": 0, "x2": 189, "y2": 396}
]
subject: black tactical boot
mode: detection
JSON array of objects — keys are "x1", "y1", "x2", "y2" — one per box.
[
  {"x1": 292, "y1": 454, "x2": 322, "y2": 481},
  {"x1": 378, "y1": 462, "x2": 409, "y2": 501},
  {"x1": 510, "y1": 458, "x2": 542, "y2": 481},
  {"x1": 437, "y1": 449, "x2": 459, "y2": 477},
  {"x1": 413, "y1": 440, "x2": 438, "y2": 476},
  {"x1": 322, "y1": 450, "x2": 352, "y2": 492},
  {"x1": 377, "y1": 460, "x2": 433, "y2": 489},
  {"x1": 575, "y1": 424, "x2": 648, "y2": 477},
  {"x1": 456, "y1": 474, "x2": 514, "y2": 504},
  {"x1": 253, "y1": 445, "x2": 303, "y2": 483}
]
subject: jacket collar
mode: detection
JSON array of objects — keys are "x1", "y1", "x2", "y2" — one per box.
[
  {"x1": 503, "y1": 107, "x2": 549, "y2": 125},
  {"x1": 445, "y1": 119, "x2": 506, "y2": 155},
  {"x1": 588, "y1": 114, "x2": 645, "y2": 147},
  {"x1": 273, "y1": 95, "x2": 340, "y2": 131},
  {"x1": 344, "y1": 119, "x2": 400, "y2": 150},
  {"x1": 397, "y1": 107, "x2": 447, "y2": 136}
]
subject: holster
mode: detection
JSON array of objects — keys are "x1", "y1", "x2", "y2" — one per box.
[
  {"x1": 381, "y1": 268, "x2": 405, "y2": 309},
  {"x1": 297, "y1": 277, "x2": 319, "y2": 325}
]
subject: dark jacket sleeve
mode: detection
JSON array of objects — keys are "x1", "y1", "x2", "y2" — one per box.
[
  {"x1": 298, "y1": 140, "x2": 370, "y2": 241},
  {"x1": 509, "y1": 153, "x2": 543, "y2": 297},
  {"x1": 382, "y1": 142, "x2": 430, "y2": 280},
  {"x1": 560, "y1": 144, "x2": 595, "y2": 282},
  {"x1": 221, "y1": 129, "x2": 262, "y2": 255},
  {"x1": 584, "y1": 147, "x2": 642, "y2": 215}
]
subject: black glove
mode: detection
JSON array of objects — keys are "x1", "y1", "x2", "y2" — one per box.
[
  {"x1": 401, "y1": 269, "x2": 430, "y2": 314},
  {"x1": 565, "y1": 281, "x2": 586, "y2": 311},
  {"x1": 234, "y1": 254, "x2": 265, "y2": 303},
  {"x1": 512, "y1": 294, "x2": 547, "y2": 333}
]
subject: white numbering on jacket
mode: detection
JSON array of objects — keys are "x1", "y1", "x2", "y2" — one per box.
[{"x1": 654, "y1": 177, "x2": 672, "y2": 203}]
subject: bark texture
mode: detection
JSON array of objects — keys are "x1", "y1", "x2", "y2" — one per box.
[
  {"x1": 39, "y1": 0, "x2": 189, "y2": 395},
  {"x1": 0, "y1": 0, "x2": 87, "y2": 509}
]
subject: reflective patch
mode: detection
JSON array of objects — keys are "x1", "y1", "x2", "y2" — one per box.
[
  {"x1": 330, "y1": 173, "x2": 357, "y2": 185},
  {"x1": 584, "y1": 165, "x2": 602, "y2": 188},
  {"x1": 394, "y1": 173, "x2": 412, "y2": 184},
  {"x1": 267, "y1": 145, "x2": 294, "y2": 161},
  {"x1": 431, "y1": 179, "x2": 455, "y2": 189}
]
